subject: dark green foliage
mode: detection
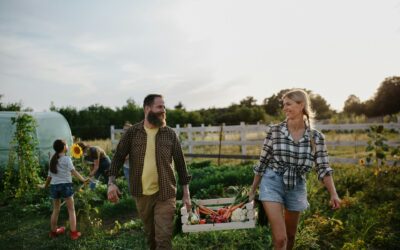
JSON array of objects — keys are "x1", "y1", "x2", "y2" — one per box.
[
  {"x1": 173, "y1": 227, "x2": 272, "y2": 250},
  {"x1": 365, "y1": 125, "x2": 390, "y2": 165},
  {"x1": 301, "y1": 164, "x2": 400, "y2": 249},
  {"x1": 3, "y1": 114, "x2": 41, "y2": 200},
  {"x1": 177, "y1": 163, "x2": 253, "y2": 199}
]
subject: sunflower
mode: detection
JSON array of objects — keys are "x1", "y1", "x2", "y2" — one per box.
[{"x1": 71, "y1": 143, "x2": 83, "y2": 159}]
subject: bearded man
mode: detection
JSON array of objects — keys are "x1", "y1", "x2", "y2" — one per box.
[{"x1": 107, "y1": 94, "x2": 191, "y2": 250}]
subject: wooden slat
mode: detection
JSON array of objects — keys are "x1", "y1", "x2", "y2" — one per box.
[
  {"x1": 198, "y1": 198, "x2": 235, "y2": 205},
  {"x1": 182, "y1": 220, "x2": 256, "y2": 233}
]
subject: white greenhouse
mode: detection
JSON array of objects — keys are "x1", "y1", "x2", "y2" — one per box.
[{"x1": 0, "y1": 112, "x2": 73, "y2": 170}]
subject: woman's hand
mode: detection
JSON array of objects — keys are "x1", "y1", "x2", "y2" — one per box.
[
  {"x1": 248, "y1": 190, "x2": 256, "y2": 202},
  {"x1": 330, "y1": 193, "x2": 341, "y2": 210}
]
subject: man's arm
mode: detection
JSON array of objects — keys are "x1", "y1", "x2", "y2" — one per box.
[
  {"x1": 172, "y1": 132, "x2": 192, "y2": 209},
  {"x1": 107, "y1": 128, "x2": 132, "y2": 203}
]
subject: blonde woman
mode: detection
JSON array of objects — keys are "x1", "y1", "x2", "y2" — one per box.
[{"x1": 249, "y1": 89, "x2": 341, "y2": 250}]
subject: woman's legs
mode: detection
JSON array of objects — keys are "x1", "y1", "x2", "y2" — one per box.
[
  {"x1": 263, "y1": 201, "x2": 287, "y2": 250},
  {"x1": 284, "y1": 209, "x2": 301, "y2": 250},
  {"x1": 65, "y1": 196, "x2": 77, "y2": 232},
  {"x1": 50, "y1": 199, "x2": 61, "y2": 232}
]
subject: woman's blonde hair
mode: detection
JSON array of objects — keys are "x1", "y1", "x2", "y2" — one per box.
[{"x1": 282, "y1": 88, "x2": 315, "y2": 128}]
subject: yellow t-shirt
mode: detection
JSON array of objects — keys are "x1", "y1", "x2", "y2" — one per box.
[{"x1": 141, "y1": 126, "x2": 159, "y2": 195}]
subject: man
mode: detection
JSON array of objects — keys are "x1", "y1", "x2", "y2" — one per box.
[{"x1": 107, "y1": 94, "x2": 191, "y2": 250}]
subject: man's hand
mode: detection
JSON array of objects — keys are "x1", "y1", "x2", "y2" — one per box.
[
  {"x1": 182, "y1": 192, "x2": 191, "y2": 212},
  {"x1": 107, "y1": 183, "x2": 122, "y2": 203},
  {"x1": 37, "y1": 184, "x2": 45, "y2": 189},
  {"x1": 182, "y1": 184, "x2": 191, "y2": 212}
]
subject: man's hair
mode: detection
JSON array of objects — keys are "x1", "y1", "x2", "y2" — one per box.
[{"x1": 143, "y1": 94, "x2": 163, "y2": 108}]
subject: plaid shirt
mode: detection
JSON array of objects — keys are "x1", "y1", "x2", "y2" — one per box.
[
  {"x1": 253, "y1": 121, "x2": 333, "y2": 189},
  {"x1": 109, "y1": 121, "x2": 191, "y2": 200}
]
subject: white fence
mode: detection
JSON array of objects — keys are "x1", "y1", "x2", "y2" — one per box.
[{"x1": 111, "y1": 121, "x2": 400, "y2": 164}]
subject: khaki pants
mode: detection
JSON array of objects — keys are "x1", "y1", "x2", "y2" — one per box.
[{"x1": 135, "y1": 193, "x2": 176, "y2": 250}]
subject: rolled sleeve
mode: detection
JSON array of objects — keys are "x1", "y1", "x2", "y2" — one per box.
[
  {"x1": 173, "y1": 132, "x2": 191, "y2": 185},
  {"x1": 314, "y1": 132, "x2": 333, "y2": 181},
  {"x1": 253, "y1": 126, "x2": 273, "y2": 175}
]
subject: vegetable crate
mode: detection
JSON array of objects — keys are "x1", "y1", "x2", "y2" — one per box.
[{"x1": 181, "y1": 198, "x2": 256, "y2": 233}]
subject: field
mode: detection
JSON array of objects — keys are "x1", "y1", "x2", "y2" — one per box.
[
  {"x1": 1, "y1": 126, "x2": 399, "y2": 249},
  {"x1": 1, "y1": 161, "x2": 399, "y2": 249}
]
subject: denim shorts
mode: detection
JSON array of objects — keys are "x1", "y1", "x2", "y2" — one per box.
[
  {"x1": 259, "y1": 168, "x2": 309, "y2": 211},
  {"x1": 50, "y1": 183, "x2": 74, "y2": 199}
]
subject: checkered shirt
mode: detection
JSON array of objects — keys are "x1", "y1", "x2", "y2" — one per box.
[
  {"x1": 109, "y1": 121, "x2": 191, "y2": 200},
  {"x1": 253, "y1": 121, "x2": 333, "y2": 189}
]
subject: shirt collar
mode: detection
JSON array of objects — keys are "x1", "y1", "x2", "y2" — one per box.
[
  {"x1": 134, "y1": 120, "x2": 168, "y2": 132},
  {"x1": 280, "y1": 119, "x2": 312, "y2": 141}
]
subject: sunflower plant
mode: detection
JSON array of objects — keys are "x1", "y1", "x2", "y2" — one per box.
[
  {"x1": 71, "y1": 143, "x2": 83, "y2": 159},
  {"x1": 70, "y1": 143, "x2": 89, "y2": 175}
]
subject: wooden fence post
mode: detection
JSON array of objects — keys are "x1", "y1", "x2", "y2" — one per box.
[
  {"x1": 240, "y1": 122, "x2": 246, "y2": 157},
  {"x1": 175, "y1": 124, "x2": 181, "y2": 138},
  {"x1": 187, "y1": 123, "x2": 193, "y2": 154},
  {"x1": 110, "y1": 125, "x2": 115, "y2": 145},
  {"x1": 218, "y1": 123, "x2": 224, "y2": 166},
  {"x1": 201, "y1": 124, "x2": 205, "y2": 140}
]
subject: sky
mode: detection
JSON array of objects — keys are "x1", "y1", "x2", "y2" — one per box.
[{"x1": 1, "y1": 0, "x2": 400, "y2": 112}]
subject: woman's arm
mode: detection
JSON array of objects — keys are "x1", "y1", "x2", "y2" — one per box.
[
  {"x1": 249, "y1": 175, "x2": 262, "y2": 201},
  {"x1": 322, "y1": 175, "x2": 341, "y2": 209},
  {"x1": 89, "y1": 158, "x2": 100, "y2": 177}
]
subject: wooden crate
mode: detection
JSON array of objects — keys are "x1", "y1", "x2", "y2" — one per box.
[{"x1": 181, "y1": 198, "x2": 256, "y2": 233}]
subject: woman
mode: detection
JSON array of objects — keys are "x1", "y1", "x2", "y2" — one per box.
[
  {"x1": 249, "y1": 89, "x2": 341, "y2": 250},
  {"x1": 78, "y1": 142, "x2": 110, "y2": 189}
]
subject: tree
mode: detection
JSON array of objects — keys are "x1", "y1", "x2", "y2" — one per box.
[
  {"x1": 371, "y1": 76, "x2": 400, "y2": 116},
  {"x1": 174, "y1": 102, "x2": 185, "y2": 110},
  {"x1": 0, "y1": 94, "x2": 23, "y2": 111},
  {"x1": 239, "y1": 96, "x2": 257, "y2": 107},
  {"x1": 343, "y1": 95, "x2": 365, "y2": 115},
  {"x1": 309, "y1": 93, "x2": 335, "y2": 119},
  {"x1": 262, "y1": 89, "x2": 290, "y2": 116}
]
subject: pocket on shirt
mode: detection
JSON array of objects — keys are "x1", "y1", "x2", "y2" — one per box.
[{"x1": 159, "y1": 142, "x2": 173, "y2": 158}]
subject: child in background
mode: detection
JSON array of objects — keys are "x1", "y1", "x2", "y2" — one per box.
[{"x1": 43, "y1": 139, "x2": 88, "y2": 240}]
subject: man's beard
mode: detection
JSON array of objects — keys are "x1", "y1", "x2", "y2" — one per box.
[{"x1": 147, "y1": 111, "x2": 166, "y2": 127}]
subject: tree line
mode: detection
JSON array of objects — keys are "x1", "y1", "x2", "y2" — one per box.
[{"x1": 1, "y1": 76, "x2": 399, "y2": 140}]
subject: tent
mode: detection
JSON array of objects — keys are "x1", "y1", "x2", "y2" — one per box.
[{"x1": 0, "y1": 112, "x2": 73, "y2": 170}]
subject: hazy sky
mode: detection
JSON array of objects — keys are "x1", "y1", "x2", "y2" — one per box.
[{"x1": 1, "y1": 0, "x2": 399, "y2": 112}]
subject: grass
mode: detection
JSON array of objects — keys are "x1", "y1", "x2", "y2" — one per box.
[{"x1": 0, "y1": 192, "x2": 145, "y2": 250}]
